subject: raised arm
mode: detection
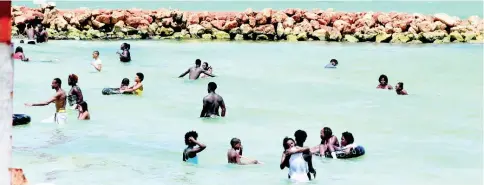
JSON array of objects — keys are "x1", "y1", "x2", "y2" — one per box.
[
  {"x1": 186, "y1": 139, "x2": 206, "y2": 155},
  {"x1": 179, "y1": 68, "x2": 190, "y2": 78}
]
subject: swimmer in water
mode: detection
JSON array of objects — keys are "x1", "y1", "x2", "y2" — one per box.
[
  {"x1": 200, "y1": 62, "x2": 213, "y2": 78},
  {"x1": 179, "y1": 59, "x2": 216, "y2": 80},
  {"x1": 280, "y1": 137, "x2": 310, "y2": 182},
  {"x1": 376, "y1": 74, "x2": 393, "y2": 90},
  {"x1": 117, "y1": 43, "x2": 131, "y2": 62},
  {"x1": 13, "y1": 47, "x2": 29, "y2": 61},
  {"x1": 200, "y1": 82, "x2": 226, "y2": 118},
  {"x1": 25, "y1": 78, "x2": 67, "y2": 124},
  {"x1": 312, "y1": 127, "x2": 340, "y2": 159},
  {"x1": 335, "y1": 131, "x2": 365, "y2": 156},
  {"x1": 281, "y1": 130, "x2": 316, "y2": 180},
  {"x1": 35, "y1": 25, "x2": 48, "y2": 43},
  {"x1": 183, "y1": 131, "x2": 206, "y2": 165},
  {"x1": 395, "y1": 82, "x2": 408, "y2": 95},
  {"x1": 91, "y1": 51, "x2": 102, "y2": 72},
  {"x1": 324, "y1": 59, "x2": 338, "y2": 68},
  {"x1": 67, "y1": 74, "x2": 84, "y2": 109},
  {"x1": 227, "y1": 138, "x2": 260, "y2": 165},
  {"x1": 76, "y1": 101, "x2": 90, "y2": 120},
  {"x1": 119, "y1": 78, "x2": 130, "y2": 90},
  {"x1": 120, "y1": 72, "x2": 144, "y2": 95},
  {"x1": 25, "y1": 24, "x2": 35, "y2": 41}
]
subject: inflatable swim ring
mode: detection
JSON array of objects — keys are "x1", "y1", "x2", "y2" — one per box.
[
  {"x1": 13, "y1": 114, "x2": 31, "y2": 126},
  {"x1": 101, "y1": 88, "x2": 133, "y2": 95},
  {"x1": 325, "y1": 146, "x2": 365, "y2": 159}
]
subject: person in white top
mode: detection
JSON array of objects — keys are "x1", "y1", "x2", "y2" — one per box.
[
  {"x1": 280, "y1": 137, "x2": 310, "y2": 183},
  {"x1": 91, "y1": 51, "x2": 102, "y2": 72}
]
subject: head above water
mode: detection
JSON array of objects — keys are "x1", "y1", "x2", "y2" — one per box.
[
  {"x1": 68, "y1": 74, "x2": 78, "y2": 86},
  {"x1": 321, "y1": 127, "x2": 333, "y2": 140},
  {"x1": 184, "y1": 131, "x2": 198, "y2": 146},
  {"x1": 27, "y1": 24, "x2": 32, "y2": 29},
  {"x1": 230, "y1": 138, "x2": 241, "y2": 149},
  {"x1": 283, "y1": 137, "x2": 295, "y2": 150},
  {"x1": 15, "y1": 46, "x2": 23, "y2": 53},
  {"x1": 207, "y1": 82, "x2": 217, "y2": 93},
  {"x1": 195, "y1": 59, "x2": 201, "y2": 66},
  {"x1": 379, "y1": 74, "x2": 389, "y2": 86},
  {"x1": 396, "y1": 82, "x2": 404, "y2": 90},
  {"x1": 294, "y1": 130, "x2": 307, "y2": 145},
  {"x1": 121, "y1": 43, "x2": 130, "y2": 50},
  {"x1": 92, "y1": 51, "x2": 99, "y2": 59},
  {"x1": 341, "y1": 131, "x2": 354, "y2": 146},
  {"x1": 202, "y1": 62, "x2": 209, "y2": 70},
  {"x1": 78, "y1": 101, "x2": 88, "y2": 112},
  {"x1": 135, "y1": 72, "x2": 144, "y2": 82},
  {"x1": 52, "y1": 78, "x2": 61, "y2": 89},
  {"x1": 330, "y1": 59, "x2": 338, "y2": 66},
  {"x1": 121, "y1": 78, "x2": 130, "y2": 86}
]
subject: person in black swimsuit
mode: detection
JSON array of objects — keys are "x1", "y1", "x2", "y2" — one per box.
[
  {"x1": 117, "y1": 43, "x2": 131, "y2": 62},
  {"x1": 67, "y1": 74, "x2": 84, "y2": 109}
]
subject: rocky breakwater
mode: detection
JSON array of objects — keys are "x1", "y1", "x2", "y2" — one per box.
[{"x1": 11, "y1": 6, "x2": 484, "y2": 43}]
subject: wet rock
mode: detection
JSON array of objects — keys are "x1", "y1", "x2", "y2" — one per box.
[
  {"x1": 157, "y1": 27, "x2": 174, "y2": 36},
  {"x1": 286, "y1": 34, "x2": 298, "y2": 41},
  {"x1": 422, "y1": 30, "x2": 447, "y2": 42},
  {"x1": 297, "y1": 32, "x2": 308, "y2": 41},
  {"x1": 343, "y1": 34, "x2": 359, "y2": 43},
  {"x1": 188, "y1": 24, "x2": 206, "y2": 38},
  {"x1": 256, "y1": 34, "x2": 269, "y2": 40},
  {"x1": 214, "y1": 31, "x2": 230, "y2": 39},
  {"x1": 234, "y1": 34, "x2": 244, "y2": 40},
  {"x1": 463, "y1": 31, "x2": 477, "y2": 42},
  {"x1": 312, "y1": 28, "x2": 329, "y2": 41},
  {"x1": 376, "y1": 32, "x2": 391, "y2": 43},
  {"x1": 202, "y1": 33, "x2": 213, "y2": 40},
  {"x1": 449, "y1": 31, "x2": 464, "y2": 42}
]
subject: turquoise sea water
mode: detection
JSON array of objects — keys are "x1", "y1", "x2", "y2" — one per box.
[
  {"x1": 11, "y1": 39, "x2": 483, "y2": 185},
  {"x1": 13, "y1": 0, "x2": 484, "y2": 18}
]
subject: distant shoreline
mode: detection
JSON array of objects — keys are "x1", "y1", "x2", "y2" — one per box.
[{"x1": 11, "y1": 6, "x2": 484, "y2": 43}]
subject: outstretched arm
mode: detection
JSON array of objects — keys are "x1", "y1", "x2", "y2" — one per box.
[
  {"x1": 121, "y1": 83, "x2": 141, "y2": 93},
  {"x1": 179, "y1": 69, "x2": 190, "y2": 78},
  {"x1": 25, "y1": 93, "x2": 58, "y2": 106},
  {"x1": 202, "y1": 70, "x2": 215, "y2": 77}
]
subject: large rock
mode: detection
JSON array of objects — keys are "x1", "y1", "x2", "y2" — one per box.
[
  {"x1": 422, "y1": 30, "x2": 447, "y2": 42},
  {"x1": 111, "y1": 11, "x2": 126, "y2": 23},
  {"x1": 376, "y1": 32, "x2": 391, "y2": 43},
  {"x1": 240, "y1": 24, "x2": 253, "y2": 35},
  {"x1": 276, "y1": 23, "x2": 285, "y2": 37},
  {"x1": 254, "y1": 25, "x2": 275, "y2": 35},
  {"x1": 188, "y1": 24, "x2": 206, "y2": 38},
  {"x1": 234, "y1": 34, "x2": 244, "y2": 40},
  {"x1": 256, "y1": 34, "x2": 269, "y2": 40},
  {"x1": 311, "y1": 28, "x2": 329, "y2": 41},
  {"x1": 283, "y1": 17, "x2": 295, "y2": 28},
  {"x1": 434, "y1": 13, "x2": 458, "y2": 27},
  {"x1": 95, "y1": 14, "x2": 111, "y2": 24},
  {"x1": 463, "y1": 32, "x2": 477, "y2": 42},
  {"x1": 390, "y1": 33, "x2": 410, "y2": 43},
  {"x1": 449, "y1": 31, "x2": 464, "y2": 42},
  {"x1": 113, "y1": 21, "x2": 125, "y2": 32},
  {"x1": 297, "y1": 32, "x2": 308, "y2": 41},
  {"x1": 343, "y1": 34, "x2": 359, "y2": 43},
  {"x1": 157, "y1": 27, "x2": 174, "y2": 36},
  {"x1": 214, "y1": 31, "x2": 230, "y2": 40},
  {"x1": 328, "y1": 28, "x2": 342, "y2": 41},
  {"x1": 286, "y1": 34, "x2": 298, "y2": 41},
  {"x1": 202, "y1": 33, "x2": 213, "y2": 40}
]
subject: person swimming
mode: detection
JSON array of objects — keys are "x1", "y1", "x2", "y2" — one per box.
[
  {"x1": 67, "y1": 74, "x2": 84, "y2": 109},
  {"x1": 325, "y1": 59, "x2": 338, "y2": 68},
  {"x1": 13, "y1": 46, "x2": 29, "y2": 62},
  {"x1": 327, "y1": 131, "x2": 365, "y2": 158},
  {"x1": 120, "y1": 78, "x2": 130, "y2": 90},
  {"x1": 119, "y1": 72, "x2": 144, "y2": 95},
  {"x1": 313, "y1": 127, "x2": 340, "y2": 159},
  {"x1": 395, "y1": 82, "x2": 408, "y2": 95},
  {"x1": 76, "y1": 101, "x2": 90, "y2": 120},
  {"x1": 182, "y1": 131, "x2": 206, "y2": 165},
  {"x1": 280, "y1": 137, "x2": 310, "y2": 182},
  {"x1": 200, "y1": 62, "x2": 213, "y2": 78},
  {"x1": 179, "y1": 59, "x2": 216, "y2": 80},
  {"x1": 377, "y1": 74, "x2": 393, "y2": 90},
  {"x1": 227, "y1": 138, "x2": 260, "y2": 165},
  {"x1": 35, "y1": 25, "x2": 48, "y2": 43},
  {"x1": 200, "y1": 82, "x2": 226, "y2": 118},
  {"x1": 117, "y1": 43, "x2": 131, "y2": 62}
]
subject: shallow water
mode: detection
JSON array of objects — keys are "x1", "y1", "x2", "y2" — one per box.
[
  {"x1": 11, "y1": 39, "x2": 483, "y2": 185},
  {"x1": 13, "y1": 0, "x2": 484, "y2": 18}
]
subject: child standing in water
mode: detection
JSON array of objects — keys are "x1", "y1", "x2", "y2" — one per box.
[
  {"x1": 395, "y1": 82, "x2": 408, "y2": 95},
  {"x1": 182, "y1": 131, "x2": 206, "y2": 165},
  {"x1": 13, "y1": 46, "x2": 29, "y2": 61},
  {"x1": 376, "y1": 74, "x2": 393, "y2": 90}
]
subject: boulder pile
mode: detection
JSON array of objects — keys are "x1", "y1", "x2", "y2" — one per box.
[{"x1": 11, "y1": 6, "x2": 484, "y2": 43}]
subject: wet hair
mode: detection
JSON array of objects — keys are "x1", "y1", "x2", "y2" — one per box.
[
  {"x1": 323, "y1": 127, "x2": 333, "y2": 140},
  {"x1": 136, "y1": 72, "x2": 144, "y2": 82},
  {"x1": 208, "y1": 82, "x2": 217, "y2": 92},
  {"x1": 53, "y1": 78, "x2": 62, "y2": 86},
  {"x1": 122, "y1": 43, "x2": 131, "y2": 50},
  {"x1": 68, "y1": 74, "x2": 78, "y2": 85},
  {"x1": 184, "y1": 131, "x2": 198, "y2": 145},
  {"x1": 397, "y1": 82, "x2": 404, "y2": 89},
  {"x1": 203, "y1": 62, "x2": 209, "y2": 69},
  {"x1": 121, "y1": 78, "x2": 130, "y2": 86},
  {"x1": 230, "y1": 138, "x2": 241, "y2": 148},
  {"x1": 79, "y1": 101, "x2": 88, "y2": 112},
  {"x1": 195, "y1": 59, "x2": 201, "y2": 66},
  {"x1": 15, "y1": 46, "x2": 23, "y2": 53},
  {"x1": 282, "y1": 137, "x2": 295, "y2": 150},
  {"x1": 93, "y1": 51, "x2": 99, "y2": 55},
  {"x1": 379, "y1": 74, "x2": 389, "y2": 85},
  {"x1": 330, "y1": 59, "x2": 338, "y2": 66},
  {"x1": 342, "y1": 131, "x2": 354, "y2": 144},
  {"x1": 294, "y1": 130, "x2": 307, "y2": 145},
  {"x1": 19, "y1": 40, "x2": 24, "y2": 44}
]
